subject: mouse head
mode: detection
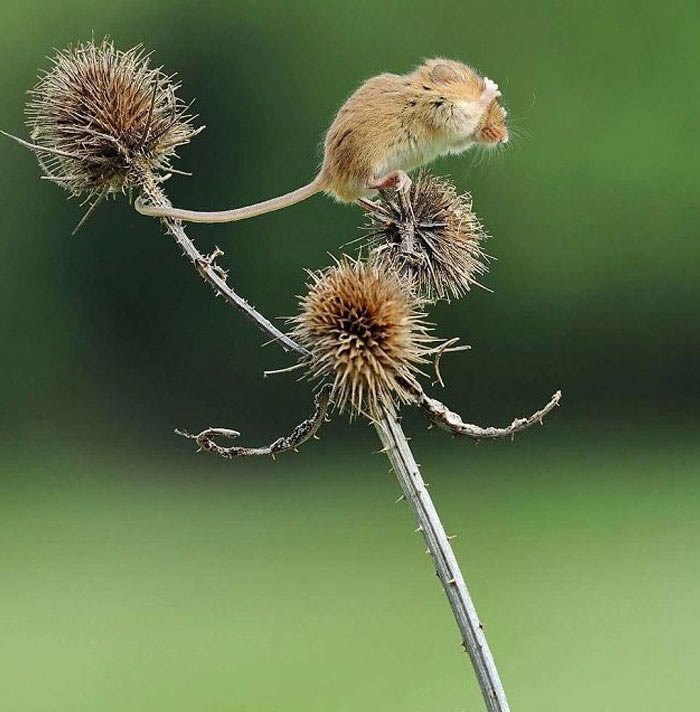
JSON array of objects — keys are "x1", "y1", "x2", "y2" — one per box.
[{"x1": 412, "y1": 58, "x2": 509, "y2": 147}]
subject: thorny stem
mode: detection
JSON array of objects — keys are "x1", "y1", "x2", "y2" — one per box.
[
  {"x1": 139, "y1": 169, "x2": 307, "y2": 356},
  {"x1": 375, "y1": 408, "x2": 511, "y2": 712},
  {"x1": 133, "y1": 174, "x2": 553, "y2": 711}
]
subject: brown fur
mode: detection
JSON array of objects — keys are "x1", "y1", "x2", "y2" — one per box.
[{"x1": 319, "y1": 58, "x2": 508, "y2": 201}]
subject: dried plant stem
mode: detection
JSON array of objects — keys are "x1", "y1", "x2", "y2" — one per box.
[
  {"x1": 175, "y1": 384, "x2": 331, "y2": 458},
  {"x1": 412, "y1": 384, "x2": 562, "y2": 440},
  {"x1": 136, "y1": 170, "x2": 550, "y2": 710},
  {"x1": 375, "y1": 408, "x2": 511, "y2": 712},
  {"x1": 139, "y1": 169, "x2": 307, "y2": 356}
]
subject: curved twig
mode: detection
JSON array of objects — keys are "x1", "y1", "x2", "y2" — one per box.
[
  {"x1": 428, "y1": 337, "x2": 471, "y2": 388},
  {"x1": 175, "y1": 385, "x2": 331, "y2": 458},
  {"x1": 410, "y1": 384, "x2": 562, "y2": 440}
]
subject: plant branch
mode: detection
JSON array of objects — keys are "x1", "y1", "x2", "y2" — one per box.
[
  {"x1": 375, "y1": 408, "x2": 511, "y2": 712},
  {"x1": 139, "y1": 170, "x2": 307, "y2": 356},
  {"x1": 136, "y1": 170, "x2": 558, "y2": 712},
  {"x1": 175, "y1": 384, "x2": 331, "y2": 458},
  {"x1": 410, "y1": 384, "x2": 562, "y2": 440}
]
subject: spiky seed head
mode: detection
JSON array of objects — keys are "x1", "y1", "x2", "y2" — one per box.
[
  {"x1": 365, "y1": 172, "x2": 489, "y2": 302},
  {"x1": 25, "y1": 37, "x2": 201, "y2": 198},
  {"x1": 291, "y1": 257, "x2": 434, "y2": 419}
]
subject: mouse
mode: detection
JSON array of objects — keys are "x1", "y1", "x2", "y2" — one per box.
[{"x1": 135, "y1": 58, "x2": 508, "y2": 223}]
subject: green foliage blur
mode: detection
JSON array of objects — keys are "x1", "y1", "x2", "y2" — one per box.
[{"x1": 0, "y1": 1, "x2": 697, "y2": 711}]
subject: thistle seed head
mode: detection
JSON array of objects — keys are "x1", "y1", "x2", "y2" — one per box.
[
  {"x1": 25, "y1": 37, "x2": 201, "y2": 198},
  {"x1": 291, "y1": 257, "x2": 434, "y2": 419},
  {"x1": 365, "y1": 172, "x2": 489, "y2": 302}
]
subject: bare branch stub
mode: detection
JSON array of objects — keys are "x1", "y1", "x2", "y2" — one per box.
[
  {"x1": 429, "y1": 337, "x2": 471, "y2": 388},
  {"x1": 409, "y1": 384, "x2": 562, "y2": 440},
  {"x1": 176, "y1": 385, "x2": 332, "y2": 458}
]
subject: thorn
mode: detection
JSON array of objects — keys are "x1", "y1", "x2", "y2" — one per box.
[
  {"x1": 479, "y1": 622, "x2": 485, "y2": 631},
  {"x1": 395, "y1": 494, "x2": 406, "y2": 504},
  {"x1": 293, "y1": 448, "x2": 299, "y2": 453},
  {"x1": 414, "y1": 525, "x2": 423, "y2": 533},
  {"x1": 313, "y1": 435, "x2": 320, "y2": 440},
  {"x1": 447, "y1": 577, "x2": 456, "y2": 585},
  {"x1": 425, "y1": 548, "x2": 432, "y2": 555},
  {"x1": 447, "y1": 534, "x2": 457, "y2": 541}
]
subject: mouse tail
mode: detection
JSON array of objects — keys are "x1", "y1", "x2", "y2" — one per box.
[{"x1": 135, "y1": 178, "x2": 324, "y2": 224}]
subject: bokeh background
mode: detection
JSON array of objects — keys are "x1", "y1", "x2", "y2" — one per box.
[{"x1": 1, "y1": 1, "x2": 698, "y2": 711}]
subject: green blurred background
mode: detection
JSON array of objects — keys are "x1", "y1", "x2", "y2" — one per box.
[{"x1": 1, "y1": 1, "x2": 698, "y2": 710}]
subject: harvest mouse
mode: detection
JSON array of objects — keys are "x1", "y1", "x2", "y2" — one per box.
[{"x1": 135, "y1": 58, "x2": 508, "y2": 223}]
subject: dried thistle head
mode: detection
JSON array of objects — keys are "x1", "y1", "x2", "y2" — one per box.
[
  {"x1": 291, "y1": 257, "x2": 434, "y2": 419},
  {"x1": 364, "y1": 172, "x2": 489, "y2": 302},
  {"x1": 23, "y1": 37, "x2": 201, "y2": 203}
]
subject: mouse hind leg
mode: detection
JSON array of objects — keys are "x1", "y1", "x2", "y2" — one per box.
[
  {"x1": 366, "y1": 169, "x2": 416, "y2": 225},
  {"x1": 368, "y1": 169, "x2": 412, "y2": 195}
]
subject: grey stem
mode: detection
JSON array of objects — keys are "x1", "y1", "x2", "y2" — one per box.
[
  {"x1": 375, "y1": 408, "x2": 511, "y2": 712},
  {"x1": 139, "y1": 172, "x2": 307, "y2": 356}
]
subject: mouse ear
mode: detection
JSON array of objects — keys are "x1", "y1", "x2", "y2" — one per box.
[{"x1": 429, "y1": 63, "x2": 460, "y2": 84}]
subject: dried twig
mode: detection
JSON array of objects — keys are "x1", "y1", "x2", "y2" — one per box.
[
  {"x1": 410, "y1": 384, "x2": 562, "y2": 440},
  {"x1": 429, "y1": 337, "x2": 471, "y2": 388},
  {"x1": 176, "y1": 385, "x2": 331, "y2": 458}
]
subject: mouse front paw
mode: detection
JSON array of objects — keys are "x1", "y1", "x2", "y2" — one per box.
[{"x1": 480, "y1": 77, "x2": 501, "y2": 105}]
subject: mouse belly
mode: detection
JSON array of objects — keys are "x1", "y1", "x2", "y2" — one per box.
[
  {"x1": 324, "y1": 136, "x2": 467, "y2": 202},
  {"x1": 375, "y1": 136, "x2": 461, "y2": 181}
]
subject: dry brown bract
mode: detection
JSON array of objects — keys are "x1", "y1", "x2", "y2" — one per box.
[
  {"x1": 24, "y1": 38, "x2": 201, "y2": 204},
  {"x1": 291, "y1": 257, "x2": 434, "y2": 419},
  {"x1": 365, "y1": 172, "x2": 489, "y2": 301}
]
